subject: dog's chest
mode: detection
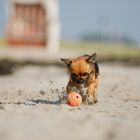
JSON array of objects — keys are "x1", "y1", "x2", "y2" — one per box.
[{"x1": 72, "y1": 84, "x2": 88, "y2": 96}]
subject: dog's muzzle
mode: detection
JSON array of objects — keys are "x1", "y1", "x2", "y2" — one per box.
[
  {"x1": 72, "y1": 77, "x2": 85, "y2": 84},
  {"x1": 77, "y1": 78, "x2": 85, "y2": 84}
]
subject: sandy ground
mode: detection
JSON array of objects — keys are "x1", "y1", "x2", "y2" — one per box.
[{"x1": 0, "y1": 63, "x2": 140, "y2": 140}]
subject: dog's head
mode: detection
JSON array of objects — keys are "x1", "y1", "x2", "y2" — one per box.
[{"x1": 61, "y1": 53, "x2": 99, "y2": 84}]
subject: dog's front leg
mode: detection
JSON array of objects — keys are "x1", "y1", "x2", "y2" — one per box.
[
  {"x1": 66, "y1": 80, "x2": 78, "y2": 94},
  {"x1": 87, "y1": 83, "x2": 98, "y2": 104}
]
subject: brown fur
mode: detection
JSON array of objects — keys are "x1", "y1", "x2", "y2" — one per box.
[{"x1": 61, "y1": 53, "x2": 99, "y2": 104}]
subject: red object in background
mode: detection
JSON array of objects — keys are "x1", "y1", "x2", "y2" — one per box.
[
  {"x1": 6, "y1": 3, "x2": 46, "y2": 47},
  {"x1": 67, "y1": 92, "x2": 82, "y2": 107}
]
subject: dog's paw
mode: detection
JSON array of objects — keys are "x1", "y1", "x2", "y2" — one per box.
[
  {"x1": 82, "y1": 95, "x2": 98, "y2": 105},
  {"x1": 87, "y1": 96, "x2": 94, "y2": 105},
  {"x1": 94, "y1": 99, "x2": 98, "y2": 103}
]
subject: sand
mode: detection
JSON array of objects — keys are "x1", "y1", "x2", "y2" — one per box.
[{"x1": 0, "y1": 63, "x2": 140, "y2": 140}]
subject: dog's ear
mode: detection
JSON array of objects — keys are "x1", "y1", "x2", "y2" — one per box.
[
  {"x1": 60, "y1": 58, "x2": 72, "y2": 67},
  {"x1": 86, "y1": 53, "x2": 97, "y2": 63}
]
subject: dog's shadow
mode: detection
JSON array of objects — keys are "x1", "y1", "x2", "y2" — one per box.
[{"x1": 28, "y1": 99, "x2": 61, "y2": 105}]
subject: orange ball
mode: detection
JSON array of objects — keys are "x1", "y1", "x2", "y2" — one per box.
[{"x1": 67, "y1": 92, "x2": 82, "y2": 107}]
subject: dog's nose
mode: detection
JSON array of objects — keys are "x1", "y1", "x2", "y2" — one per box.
[{"x1": 77, "y1": 78, "x2": 84, "y2": 84}]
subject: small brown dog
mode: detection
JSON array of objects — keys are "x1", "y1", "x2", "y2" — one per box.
[{"x1": 61, "y1": 53, "x2": 99, "y2": 104}]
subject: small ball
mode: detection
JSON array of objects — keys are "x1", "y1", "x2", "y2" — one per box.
[{"x1": 67, "y1": 92, "x2": 82, "y2": 107}]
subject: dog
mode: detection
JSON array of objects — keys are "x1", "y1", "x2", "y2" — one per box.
[{"x1": 61, "y1": 53, "x2": 99, "y2": 104}]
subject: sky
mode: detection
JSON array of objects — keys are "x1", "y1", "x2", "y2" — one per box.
[{"x1": 0, "y1": 0, "x2": 140, "y2": 42}]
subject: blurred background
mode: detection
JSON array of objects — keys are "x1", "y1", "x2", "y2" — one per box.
[
  {"x1": 0, "y1": 1, "x2": 140, "y2": 140},
  {"x1": 0, "y1": 0, "x2": 140, "y2": 66}
]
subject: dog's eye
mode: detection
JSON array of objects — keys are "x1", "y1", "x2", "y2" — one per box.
[
  {"x1": 82, "y1": 72, "x2": 88, "y2": 76},
  {"x1": 71, "y1": 73, "x2": 77, "y2": 77}
]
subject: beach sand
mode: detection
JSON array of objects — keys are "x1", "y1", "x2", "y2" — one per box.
[{"x1": 0, "y1": 63, "x2": 140, "y2": 140}]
